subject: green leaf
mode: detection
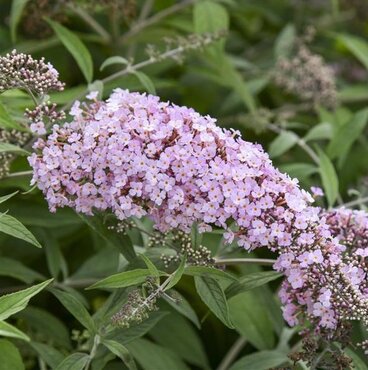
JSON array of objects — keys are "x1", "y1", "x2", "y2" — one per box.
[
  {"x1": 0, "y1": 279, "x2": 52, "y2": 320},
  {"x1": 229, "y1": 350, "x2": 289, "y2": 370},
  {"x1": 150, "y1": 310, "x2": 209, "y2": 369},
  {"x1": 164, "y1": 256, "x2": 186, "y2": 291},
  {"x1": 79, "y1": 214, "x2": 136, "y2": 262},
  {"x1": 46, "y1": 19, "x2": 93, "y2": 83},
  {"x1": 0, "y1": 257, "x2": 43, "y2": 283},
  {"x1": 100, "y1": 56, "x2": 129, "y2": 71},
  {"x1": 225, "y1": 271, "x2": 282, "y2": 299},
  {"x1": 339, "y1": 84, "x2": 368, "y2": 102},
  {"x1": 274, "y1": 24, "x2": 296, "y2": 59},
  {"x1": 163, "y1": 290, "x2": 201, "y2": 329},
  {"x1": 55, "y1": 353, "x2": 89, "y2": 370},
  {"x1": 0, "y1": 191, "x2": 18, "y2": 204},
  {"x1": 194, "y1": 276, "x2": 234, "y2": 328},
  {"x1": 0, "y1": 214, "x2": 42, "y2": 248},
  {"x1": 327, "y1": 108, "x2": 368, "y2": 162},
  {"x1": 318, "y1": 149, "x2": 339, "y2": 207},
  {"x1": 9, "y1": 203, "x2": 81, "y2": 228},
  {"x1": 131, "y1": 71, "x2": 156, "y2": 95},
  {"x1": 50, "y1": 288, "x2": 96, "y2": 333},
  {"x1": 184, "y1": 266, "x2": 236, "y2": 282},
  {"x1": 337, "y1": 34, "x2": 368, "y2": 70},
  {"x1": 0, "y1": 321, "x2": 29, "y2": 341},
  {"x1": 70, "y1": 247, "x2": 119, "y2": 280},
  {"x1": 0, "y1": 339, "x2": 25, "y2": 370},
  {"x1": 229, "y1": 291, "x2": 275, "y2": 349},
  {"x1": 88, "y1": 269, "x2": 155, "y2": 290},
  {"x1": 41, "y1": 232, "x2": 67, "y2": 279},
  {"x1": 279, "y1": 162, "x2": 318, "y2": 180},
  {"x1": 193, "y1": 0, "x2": 228, "y2": 56},
  {"x1": 345, "y1": 348, "x2": 368, "y2": 370},
  {"x1": 10, "y1": 0, "x2": 30, "y2": 43},
  {"x1": 18, "y1": 306, "x2": 71, "y2": 349},
  {"x1": 140, "y1": 254, "x2": 160, "y2": 284},
  {"x1": 0, "y1": 102, "x2": 25, "y2": 131},
  {"x1": 194, "y1": 1, "x2": 229, "y2": 34},
  {"x1": 108, "y1": 311, "x2": 168, "y2": 344},
  {"x1": 219, "y1": 57, "x2": 256, "y2": 112},
  {"x1": 304, "y1": 122, "x2": 332, "y2": 142},
  {"x1": 269, "y1": 131, "x2": 299, "y2": 158},
  {"x1": 30, "y1": 342, "x2": 65, "y2": 369},
  {"x1": 0, "y1": 143, "x2": 29, "y2": 155},
  {"x1": 126, "y1": 338, "x2": 190, "y2": 370},
  {"x1": 102, "y1": 339, "x2": 137, "y2": 370}
]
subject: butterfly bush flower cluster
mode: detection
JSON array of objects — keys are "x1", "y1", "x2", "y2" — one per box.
[
  {"x1": 29, "y1": 89, "x2": 312, "y2": 237},
  {"x1": 29, "y1": 89, "x2": 367, "y2": 338},
  {"x1": 277, "y1": 207, "x2": 368, "y2": 340}
]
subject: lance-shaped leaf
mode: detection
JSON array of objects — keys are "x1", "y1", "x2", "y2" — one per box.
[
  {"x1": 195, "y1": 276, "x2": 234, "y2": 328},
  {"x1": 0, "y1": 143, "x2": 29, "y2": 155},
  {"x1": 55, "y1": 353, "x2": 89, "y2": 370},
  {"x1": 0, "y1": 339, "x2": 25, "y2": 370},
  {"x1": 0, "y1": 321, "x2": 30, "y2": 341},
  {"x1": 0, "y1": 279, "x2": 52, "y2": 320},
  {"x1": 46, "y1": 19, "x2": 93, "y2": 83},
  {"x1": 50, "y1": 288, "x2": 96, "y2": 333},
  {"x1": 102, "y1": 339, "x2": 137, "y2": 370},
  {"x1": 79, "y1": 214, "x2": 136, "y2": 261},
  {"x1": 0, "y1": 214, "x2": 42, "y2": 248},
  {"x1": 225, "y1": 271, "x2": 282, "y2": 299},
  {"x1": 87, "y1": 269, "x2": 160, "y2": 290}
]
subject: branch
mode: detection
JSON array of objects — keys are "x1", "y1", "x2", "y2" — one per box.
[
  {"x1": 119, "y1": 0, "x2": 196, "y2": 44},
  {"x1": 3, "y1": 170, "x2": 33, "y2": 178},
  {"x1": 217, "y1": 337, "x2": 247, "y2": 370},
  {"x1": 214, "y1": 258, "x2": 276, "y2": 266},
  {"x1": 339, "y1": 196, "x2": 368, "y2": 209},
  {"x1": 266, "y1": 122, "x2": 320, "y2": 165},
  {"x1": 70, "y1": 5, "x2": 111, "y2": 43}
]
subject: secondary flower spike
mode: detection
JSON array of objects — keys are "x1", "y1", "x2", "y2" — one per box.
[
  {"x1": 277, "y1": 207, "x2": 368, "y2": 340},
  {"x1": 29, "y1": 89, "x2": 368, "y2": 338}
]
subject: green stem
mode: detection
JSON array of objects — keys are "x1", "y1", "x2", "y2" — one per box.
[
  {"x1": 339, "y1": 196, "x2": 368, "y2": 208},
  {"x1": 24, "y1": 86, "x2": 39, "y2": 107},
  {"x1": 61, "y1": 42, "x2": 191, "y2": 112},
  {"x1": 310, "y1": 346, "x2": 329, "y2": 370},
  {"x1": 214, "y1": 258, "x2": 276, "y2": 266},
  {"x1": 70, "y1": 5, "x2": 111, "y2": 43},
  {"x1": 119, "y1": 0, "x2": 196, "y2": 44},
  {"x1": 101, "y1": 45, "x2": 185, "y2": 84},
  {"x1": 217, "y1": 337, "x2": 247, "y2": 370},
  {"x1": 266, "y1": 123, "x2": 320, "y2": 165},
  {"x1": 3, "y1": 170, "x2": 33, "y2": 178},
  {"x1": 84, "y1": 334, "x2": 100, "y2": 370}
]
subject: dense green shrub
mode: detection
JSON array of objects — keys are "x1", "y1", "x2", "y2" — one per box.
[{"x1": 0, "y1": 1, "x2": 368, "y2": 369}]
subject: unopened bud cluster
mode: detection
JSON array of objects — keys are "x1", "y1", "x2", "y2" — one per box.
[
  {"x1": 274, "y1": 44, "x2": 337, "y2": 108},
  {"x1": 107, "y1": 219, "x2": 135, "y2": 236},
  {"x1": 0, "y1": 50, "x2": 64, "y2": 95},
  {"x1": 112, "y1": 278, "x2": 159, "y2": 328},
  {"x1": 151, "y1": 230, "x2": 214, "y2": 268},
  {"x1": 358, "y1": 339, "x2": 368, "y2": 356},
  {"x1": 25, "y1": 102, "x2": 66, "y2": 135}
]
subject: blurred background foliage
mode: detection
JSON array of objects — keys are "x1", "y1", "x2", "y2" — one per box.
[{"x1": 0, "y1": 0, "x2": 368, "y2": 369}]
